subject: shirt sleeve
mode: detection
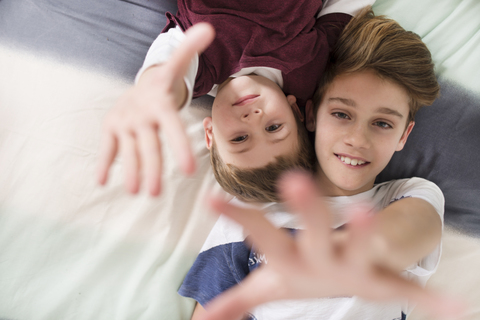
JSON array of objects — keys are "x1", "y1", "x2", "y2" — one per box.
[
  {"x1": 134, "y1": 25, "x2": 198, "y2": 109},
  {"x1": 318, "y1": 0, "x2": 377, "y2": 18},
  {"x1": 385, "y1": 178, "x2": 445, "y2": 278},
  {"x1": 178, "y1": 216, "x2": 251, "y2": 307}
]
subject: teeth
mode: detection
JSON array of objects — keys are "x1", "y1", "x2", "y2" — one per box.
[{"x1": 338, "y1": 155, "x2": 366, "y2": 166}]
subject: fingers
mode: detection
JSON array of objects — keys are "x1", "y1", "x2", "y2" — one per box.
[
  {"x1": 160, "y1": 23, "x2": 214, "y2": 175},
  {"x1": 99, "y1": 122, "x2": 166, "y2": 196},
  {"x1": 96, "y1": 23, "x2": 211, "y2": 194},
  {"x1": 278, "y1": 171, "x2": 332, "y2": 255},
  {"x1": 200, "y1": 270, "x2": 278, "y2": 320},
  {"x1": 414, "y1": 293, "x2": 467, "y2": 320},
  {"x1": 208, "y1": 195, "x2": 295, "y2": 262},
  {"x1": 97, "y1": 106, "x2": 193, "y2": 194},
  {"x1": 97, "y1": 129, "x2": 118, "y2": 185},
  {"x1": 137, "y1": 127, "x2": 163, "y2": 196},
  {"x1": 160, "y1": 108, "x2": 196, "y2": 175},
  {"x1": 344, "y1": 207, "x2": 375, "y2": 269},
  {"x1": 368, "y1": 269, "x2": 466, "y2": 320},
  {"x1": 119, "y1": 132, "x2": 140, "y2": 194},
  {"x1": 167, "y1": 23, "x2": 216, "y2": 78}
]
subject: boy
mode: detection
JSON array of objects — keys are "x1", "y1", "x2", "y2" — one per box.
[
  {"x1": 178, "y1": 8, "x2": 446, "y2": 320},
  {"x1": 97, "y1": 0, "x2": 374, "y2": 201}
]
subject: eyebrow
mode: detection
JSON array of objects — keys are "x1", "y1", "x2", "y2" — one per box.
[
  {"x1": 375, "y1": 107, "x2": 404, "y2": 118},
  {"x1": 328, "y1": 97, "x2": 356, "y2": 107},
  {"x1": 328, "y1": 97, "x2": 404, "y2": 118},
  {"x1": 233, "y1": 131, "x2": 291, "y2": 154}
]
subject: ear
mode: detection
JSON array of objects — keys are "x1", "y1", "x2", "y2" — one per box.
[
  {"x1": 203, "y1": 117, "x2": 214, "y2": 150},
  {"x1": 305, "y1": 99, "x2": 316, "y2": 132},
  {"x1": 396, "y1": 121, "x2": 415, "y2": 151},
  {"x1": 287, "y1": 95, "x2": 304, "y2": 122}
]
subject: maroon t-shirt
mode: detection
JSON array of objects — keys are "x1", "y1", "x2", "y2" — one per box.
[{"x1": 163, "y1": 0, "x2": 351, "y2": 108}]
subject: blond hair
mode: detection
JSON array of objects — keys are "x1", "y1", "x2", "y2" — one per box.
[
  {"x1": 210, "y1": 112, "x2": 315, "y2": 203},
  {"x1": 314, "y1": 8, "x2": 440, "y2": 123}
]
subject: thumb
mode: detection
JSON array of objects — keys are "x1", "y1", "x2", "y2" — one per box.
[
  {"x1": 168, "y1": 22, "x2": 215, "y2": 77},
  {"x1": 199, "y1": 269, "x2": 279, "y2": 320}
]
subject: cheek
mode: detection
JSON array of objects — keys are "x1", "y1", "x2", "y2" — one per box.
[
  {"x1": 211, "y1": 117, "x2": 231, "y2": 139},
  {"x1": 212, "y1": 109, "x2": 235, "y2": 128},
  {"x1": 315, "y1": 116, "x2": 336, "y2": 145},
  {"x1": 314, "y1": 129, "x2": 332, "y2": 160},
  {"x1": 374, "y1": 136, "x2": 401, "y2": 163}
]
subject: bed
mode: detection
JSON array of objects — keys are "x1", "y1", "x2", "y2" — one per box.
[{"x1": 0, "y1": 0, "x2": 479, "y2": 319}]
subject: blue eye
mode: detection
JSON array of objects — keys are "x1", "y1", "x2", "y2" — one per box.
[
  {"x1": 265, "y1": 124, "x2": 282, "y2": 132},
  {"x1": 332, "y1": 112, "x2": 350, "y2": 120},
  {"x1": 231, "y1": 135, "x2": 248, "y2": 142},
  {"x1": 374, "y1": 121, "x2": 392, "y2": 129}
]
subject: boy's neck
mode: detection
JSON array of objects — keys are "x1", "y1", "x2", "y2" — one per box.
[{"x1": 314, "y1": 165, "x2": 376, "y2": 197}]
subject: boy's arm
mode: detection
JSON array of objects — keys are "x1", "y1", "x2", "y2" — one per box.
[
  {"x1": 370, "y1": 197, "x2": 442, "y2": 272},
  {"x1": 135, "y1": 25, "x2": 198, "y2": 110},
  {"x1": 191, "y1": 303, "x2": 208, "y2": 320},
  {"x1": 97, "y1": 23, "x2": 214, "y2": 196},
  {"x1": 198, "y1": 172, "x2": 462, "y2": 320},
  {"x1": 192, "y1": 303, "x2": 245, "y2": 320}
]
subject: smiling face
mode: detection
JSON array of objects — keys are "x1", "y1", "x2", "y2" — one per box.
[
  {"x1": 313, "y1": 70, "x2": 414, "y2": 196},
  {"x1": 203, "y1": 75, "x2": 300, "y2": 168}
]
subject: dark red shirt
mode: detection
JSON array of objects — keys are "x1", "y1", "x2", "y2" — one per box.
[{"x1": 163, "y1": 0, "x2": 351, "y2": 108}]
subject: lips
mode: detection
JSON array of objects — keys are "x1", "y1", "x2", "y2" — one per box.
[
  {"x1": 233, "y1": 95, "x2": 260, "y2": 106},
  {"x1": 335, "y1": 154, "x2": 369, "y2": 167}
]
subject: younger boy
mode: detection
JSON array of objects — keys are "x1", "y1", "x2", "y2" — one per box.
[
  {"x1": 97, "y1": 0, "x2": 374, "y2": 201},
  {"x1": 179, "y1": 8, "x2": 444, "y2": 320}
]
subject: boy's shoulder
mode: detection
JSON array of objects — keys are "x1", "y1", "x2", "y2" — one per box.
[
  {"x1": 372, "y1": 177, "x2": 444, "y2": 215},
  {"x1": 323, "y1": 178, "x2": 444, "y2": 228},
  {"x1": 373, "y1": 177, "x2": 442, "y2": 200}
]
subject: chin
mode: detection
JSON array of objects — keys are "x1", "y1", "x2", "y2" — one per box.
[{"x1": 331, "y1": 179, "x2": 371, "y2": 196}]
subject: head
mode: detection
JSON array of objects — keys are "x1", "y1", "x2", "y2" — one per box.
[
  {"x1": 306, "y1": 8, "x2": 439, "y2": 196},
  {"x1": 203, "y1": 75, "x2": 315, "y2": 202}
]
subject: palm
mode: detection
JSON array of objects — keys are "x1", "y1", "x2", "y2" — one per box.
[
  {"x1": 201, "y1": 172, "x2": 462, "y2": 320},
  {"x1": 97, "y1": 23, "x2": 215, "y2": 195}
]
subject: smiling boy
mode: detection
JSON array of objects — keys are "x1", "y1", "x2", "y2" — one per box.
[
  {"x1": 311, "y1": 70, "x2": 415, "y2": 197},
  {"x1": 180, "y1": 8, "x2": 444, "y2": 320},
  {"x1": 97, "y1": 0, "x2": 376, "y2": 200},
  {"x1": 203, "y1": 74, "x2": 314, "y2": 202},
  {"x1": 204, "y1": 76, "x2": 301, "y2": 169}
]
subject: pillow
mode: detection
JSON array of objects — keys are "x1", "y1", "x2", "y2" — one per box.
[
  {"x1": 0, "y1": 0, "x2": 178, "y2": 81},
  {"x1": 373, "y1": 0, "x2": 480, "y2": 237},
  {"x1": 377, "y1": 80, "x2": 480, "y2": 237}
]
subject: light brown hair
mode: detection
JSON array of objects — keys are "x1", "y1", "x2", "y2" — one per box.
[
  {"x1": 314, "y1": 7, "x2": 440, "y2": 123},
  {"x1": 210, "y1": 111, "x2": 315, "y2": 203}
]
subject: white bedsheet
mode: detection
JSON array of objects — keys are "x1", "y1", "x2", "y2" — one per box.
[
  {"x1": 1, "y1": 0, "x2": 480, "y2": 318},
  {"x1": 0, "y1": 47, "x2": 220, "y2": 319}
]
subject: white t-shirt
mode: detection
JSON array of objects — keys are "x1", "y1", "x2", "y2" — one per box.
[{"x1": 187, "y1": 177, "x2": 444, "y2": 320}]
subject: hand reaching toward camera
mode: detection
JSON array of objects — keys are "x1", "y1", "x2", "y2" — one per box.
[
  {"x1": 200, "y1": 171, "x2": 464, "y2": 320},
  {"x1": 97, "y1": 23, "x2": 215, "y2": 196}
]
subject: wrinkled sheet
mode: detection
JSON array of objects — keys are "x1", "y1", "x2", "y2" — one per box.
[{"x1": 0, "y1": 0, "x2": 479, "y2": 319}]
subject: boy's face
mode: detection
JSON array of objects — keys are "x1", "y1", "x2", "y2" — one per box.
[
  {"x1": 203, "y1": 75, "x2": 300, "y2": 168},
  {"x1": 313, "y1": 70, "x2": 414, "y2": 196}
]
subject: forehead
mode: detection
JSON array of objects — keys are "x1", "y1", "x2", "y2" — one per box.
[{"x1": 320, "y1": 70, "x2": 410, "y2": 115}]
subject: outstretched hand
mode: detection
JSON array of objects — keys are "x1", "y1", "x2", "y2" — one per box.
[
  {"x1": 201, "y1": 171, "x2": 464, "y2": 320},
  {"x1": 97, "y1": 23, "x2": 215, "y2": 195}
]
